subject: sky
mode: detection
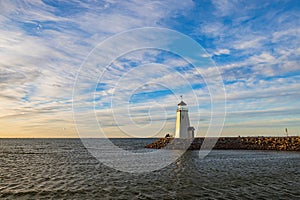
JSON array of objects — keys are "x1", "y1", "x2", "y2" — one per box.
[{"x1": 0, "y1": 0, "x2": 300, "y2": 138}]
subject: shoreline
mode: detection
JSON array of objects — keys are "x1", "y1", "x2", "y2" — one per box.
[{"x1": 145, "y1": 136, "x2": 300, "y2": 151}]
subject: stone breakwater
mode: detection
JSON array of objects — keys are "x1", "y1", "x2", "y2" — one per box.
[{"x1": 145, "y1": 136, "x2": 300, "y2": 151}]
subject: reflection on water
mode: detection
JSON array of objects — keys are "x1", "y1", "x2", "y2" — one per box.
[
  {"x1": 0, "y1": 138, "x2": 299, "y2": 199},
  {"x1": 82, "y1": 138, "x2": 186, "y2": 173}
]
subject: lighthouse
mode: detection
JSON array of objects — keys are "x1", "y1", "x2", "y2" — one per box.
[{"x1": 174, "y1": 97, "x2": 195, "y2": 138}]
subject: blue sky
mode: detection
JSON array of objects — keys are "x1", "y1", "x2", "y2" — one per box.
[{"x1": 0, "y1": 0, "x2": 299, "y2": 138}]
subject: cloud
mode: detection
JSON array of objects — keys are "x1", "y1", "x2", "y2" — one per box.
[
  {"x1": 0, "y1": 0, "x2": 300, "y2": 137},
  {"x1": 232, "y1": 37, "x2": 266, "y2": 50},
  {"x1": 272, "y1": 28, "x2": 300, "y2": 42},
  {"x1": 211, "y1": 0, "x2": 239, "y2": 17},
  {"x1": 213, "y1": 49, "x2": 230, "y2": 55}
]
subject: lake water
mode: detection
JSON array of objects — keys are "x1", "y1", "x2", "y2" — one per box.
[{"x1": 0, "y1": 138, "x2": 299, "y2": 199}]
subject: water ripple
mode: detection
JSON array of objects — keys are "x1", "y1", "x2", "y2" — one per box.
[{"x1": 0, "y1": 139, "x2": 299, "y2": 199}]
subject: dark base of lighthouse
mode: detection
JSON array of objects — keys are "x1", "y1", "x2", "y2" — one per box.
[{"x1": 145, "y1": 136, "x2": 300, "y2": 151}]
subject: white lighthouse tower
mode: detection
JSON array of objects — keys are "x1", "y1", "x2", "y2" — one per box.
[{"x1": 174, "y1": 97, "x2": 195, "y2": 138}]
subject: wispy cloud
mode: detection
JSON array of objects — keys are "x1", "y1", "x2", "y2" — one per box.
[{"x1": 0, "y1": 0, "x2": 299, "y2": 137}]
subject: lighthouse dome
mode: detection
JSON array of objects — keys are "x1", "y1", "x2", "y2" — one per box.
[{"x1": 178, "y1": 101, "x2": 187, "y2": 106}]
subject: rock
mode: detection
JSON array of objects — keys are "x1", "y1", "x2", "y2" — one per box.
[{"x1": 145, "y1": 136, "x2": 300, "y2": 151}]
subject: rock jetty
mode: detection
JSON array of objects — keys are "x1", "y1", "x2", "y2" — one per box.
[{"x1": 145, "y1": 136, "x2": 300, "y2": 151}]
